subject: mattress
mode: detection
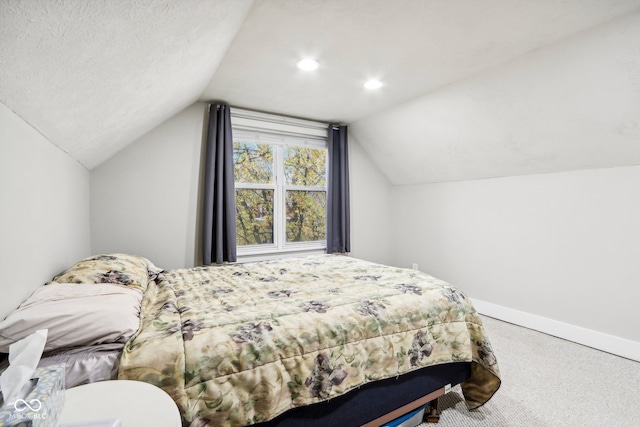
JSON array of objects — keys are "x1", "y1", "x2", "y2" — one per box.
[{"x1": 0, "y1": 343, "x2": 121, "y2": 390}]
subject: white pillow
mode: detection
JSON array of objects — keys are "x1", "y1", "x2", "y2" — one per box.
[{"x1": 0, "y1": 283, "x2": 142, "y2": 353}]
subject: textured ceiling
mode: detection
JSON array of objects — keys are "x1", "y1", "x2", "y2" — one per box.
[
  {"x1": 2, "y1": 0, "x2": 640, "y2": 181},
  {"x1": 203, "y1": 0, "x2": 640, "y2": 123},
  {"x1": 0, "y1": 0, "x2": 253, "y2": 169}
]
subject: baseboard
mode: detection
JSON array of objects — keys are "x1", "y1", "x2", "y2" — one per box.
[{"x1": 470, "y1": 298, "x2": 640, "y2": 363}]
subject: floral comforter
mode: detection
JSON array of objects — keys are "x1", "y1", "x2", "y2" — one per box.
[{"x1": 118, "y1": 255, "x2": 500, "y2": 427}]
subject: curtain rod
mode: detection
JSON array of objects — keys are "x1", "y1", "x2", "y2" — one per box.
[
  {"x1": 209, "y1": 103, "x2": 346, "y2": 129},
  {"x1": 230, "y1": 107, "x2": 329, "y2": 131}
]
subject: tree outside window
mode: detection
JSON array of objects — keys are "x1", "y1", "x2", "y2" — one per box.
[{"x1": 234, "y1": 140, "x2": 327, "y2": 252}]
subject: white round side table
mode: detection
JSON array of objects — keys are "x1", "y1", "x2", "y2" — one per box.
[{"x1": 57, "y1": 380, "x2": 181, "y2": 427}]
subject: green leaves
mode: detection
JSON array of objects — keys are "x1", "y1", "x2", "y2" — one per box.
[
  {"x1": 284, "y1": 146, "x2": 326, "y2": 186},
  {"x1": 285, "y1": 190, "x2": 326, "y2": 243},
  {"x1": 234, "y1": 141, "x2": 327, "y2": 246},
  {"x1": 235, "y1": 189, "x2": 274, "y2": 245},
  {"x1": 233, "y1": 142, "x2": 273, "y2": 184}
]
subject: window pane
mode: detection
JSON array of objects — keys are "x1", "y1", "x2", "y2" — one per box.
[
  {"x1": 284, "y1": 147, "x2": 326, "y2": 186},
  {"x1": 233, "y1": 142, "x2": 273, "y2": 184},
  {"x1": 286, "y1": 191, "x2": 326, "y2": 243},
  {"x1": 236, "y1": 189, "x2": 274, "y2": 245}
]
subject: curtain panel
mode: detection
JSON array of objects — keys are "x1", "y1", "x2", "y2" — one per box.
[
  {"x1": 202, "y1": 103, "x2": 237, "y2": 264},
  {"x1": 326, "y1": 125, "x2": 351, "y2": 254}
]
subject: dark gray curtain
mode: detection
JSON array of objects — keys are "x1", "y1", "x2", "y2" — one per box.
[
  {"x1": 202, "y1": 104, "x2": 237, "y2": 264},
  {"x1": 326, "y1": 125, "x2": 351, "y2": 254}
]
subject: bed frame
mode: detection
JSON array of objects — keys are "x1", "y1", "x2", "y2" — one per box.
[{"x1": 255, "y1": 362, "x2": 471, "y2": 427}]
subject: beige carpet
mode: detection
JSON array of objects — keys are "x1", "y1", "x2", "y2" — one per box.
[{"x1": 417, "y1": 316, "x2": 640, "y2": 427}]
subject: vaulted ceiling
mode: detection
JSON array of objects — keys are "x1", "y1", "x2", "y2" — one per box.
[{"x1": 2, "y1": 0, "x2": 640, "y2": 183}]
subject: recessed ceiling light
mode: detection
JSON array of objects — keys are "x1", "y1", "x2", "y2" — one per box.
[
  {"x1": 364, "y1": 79, "x2": 383, "y2": 90},
  {"x1": 296, "y1": 58, "x2": 319, "y2": 71}
]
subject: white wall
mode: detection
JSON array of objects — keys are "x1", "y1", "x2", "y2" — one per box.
[
  {"x1": 0, "y1": 102, "x2": 90, "y2": 320},
  {"x1": 346, "y1": 10, "x2": 640, "y2": 359},
  {"x1": 91, "y1": 103, "x2": 394, "y2": 270},
  {"x1": 348, "y1": 135, "x2": 393, "y2": 264},
  {"x1": 391, "y1": 166, "x2": 640, "y2": 344},
  {"x1": 91, "y1": 102, "x2": 206, "y2": 270}
]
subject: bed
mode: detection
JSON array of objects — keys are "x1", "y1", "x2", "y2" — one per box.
[{"x1": 0, "y1": 253, "x2": 500, "y2": 427}]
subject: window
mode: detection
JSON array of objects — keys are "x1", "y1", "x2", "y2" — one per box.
[{"x1": 231, "y1": 110, "x2": 328, "y2": 257}]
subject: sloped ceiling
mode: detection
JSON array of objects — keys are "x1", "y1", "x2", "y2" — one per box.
[
  {"x1": 0, "y1": 0, "x2": 254, "y2": 169},
  {"x1": 2, "y1": 0, "x2": 640, "y2": 182},
  {"x1": 350, "y1": 9, "x2": 640, "y2": 184},
  {"x1": 204, "y1": 0, "x2": 640, "y2": 124}
]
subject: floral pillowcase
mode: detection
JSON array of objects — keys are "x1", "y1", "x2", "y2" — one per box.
[{"x1": 51, "y1": 253, "x2": 163, "y2": 293}]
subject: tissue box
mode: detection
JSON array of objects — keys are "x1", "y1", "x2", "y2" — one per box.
[{"x1": 0, "y1": 364, "x2": 65, "y2": 427}]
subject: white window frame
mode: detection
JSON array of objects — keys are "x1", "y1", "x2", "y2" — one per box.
[{"x1": 231, "y1": 109, "x2": 328, "y2": 261}]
